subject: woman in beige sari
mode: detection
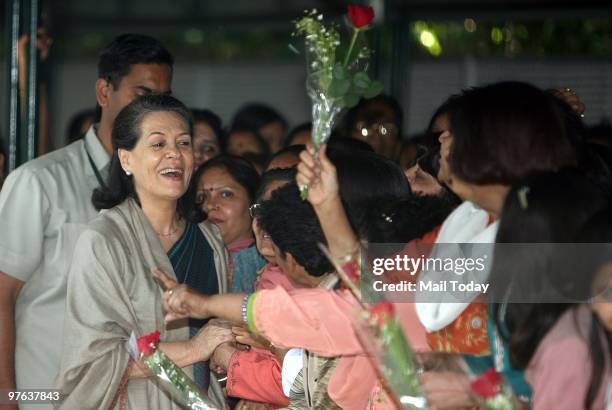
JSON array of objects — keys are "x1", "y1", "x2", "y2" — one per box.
[{"x1": 56, "y1": 95, "x2": 231, "y2": 409}]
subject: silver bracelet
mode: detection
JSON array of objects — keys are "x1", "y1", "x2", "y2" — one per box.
[{"x1": 241, "y1": 294, "x2": 250, "y2": 326}]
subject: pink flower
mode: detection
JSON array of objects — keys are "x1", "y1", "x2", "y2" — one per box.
[
  {"x1": 348, "y1": 4, "x2": 375, "y2": 29},
  {"x1": 471, "y1": 368, "x2": 503, "y2": 399},
  {"x1": 137, "y1": 330, "x2": 161, "y2": 356}
]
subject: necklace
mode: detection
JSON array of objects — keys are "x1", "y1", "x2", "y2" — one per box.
[{"x1": 156, "y1": 220, "x2": 183, "y2": 237}]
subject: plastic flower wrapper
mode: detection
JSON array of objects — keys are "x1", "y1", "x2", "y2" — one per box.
[
  {"x1": 127, "y1": 330, "x2": 219, "y2": 410},
  {"x1": 318, "y1": 244, "x2": 427, "y2": 409},
  {"x1": 294, "y1": 5, "x2": 384, "y2": 199},
  {"x1": 355, "y1": 302, "x2": 428, "y2": 409},
  {"x1": 470, "y1": 368, "x2": 517, "y2": 410}
]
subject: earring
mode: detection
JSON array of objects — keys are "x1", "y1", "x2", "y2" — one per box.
[{"x1": 125, "y1": 170, "x2": 132, "y2": 176}]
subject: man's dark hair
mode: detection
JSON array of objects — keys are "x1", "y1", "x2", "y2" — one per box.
[
  {"x1": 98, "y1": 34, "x2": 174, "y2": 89},
  {"x1": 258, "y1": 183, "x2": 333, "y2": 277}
]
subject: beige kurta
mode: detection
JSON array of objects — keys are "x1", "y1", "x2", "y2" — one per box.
[{"x1": 56, "y1": 198, "x2": 228, "y2": 409}]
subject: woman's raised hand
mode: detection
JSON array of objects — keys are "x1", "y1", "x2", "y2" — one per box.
[
  {"x1": 153, "y1": 267, "x2": 209, "y2": 322},
  {"x1": 296, "y1": 144, "x2": 339, "y2": 208}
]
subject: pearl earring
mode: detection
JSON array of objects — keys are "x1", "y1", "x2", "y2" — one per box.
[{"x1": 125, "y1": 170, "x2": 132, "y2": 176}]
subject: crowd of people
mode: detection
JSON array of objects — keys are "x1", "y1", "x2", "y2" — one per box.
[{"x1": 0, "y1": 32, "x2": 611, "y2": 410}]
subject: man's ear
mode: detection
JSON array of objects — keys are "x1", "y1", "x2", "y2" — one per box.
[{"x1": 95, "y1": 78, "x2": 111, "y2": 108}]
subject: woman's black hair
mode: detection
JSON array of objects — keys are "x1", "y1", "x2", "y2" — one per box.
[
  {"x1": 184, "y1": 155, "x2": 260, "y2": 223},
  {"x1": 92, "y1": 94, "x2": 193, "y2": 217},
  {"x1": 489, "y1": 169, "x2": 611, "y2": 409},
  {"x1": 191, "y1": 108, "x2": 225, "y2": 151},
  {"x1": 327, "y1": 136, "x2": 375, "y2": 154},
  {"x1": 362, "y1": 194, "x2": 455, "y2": 245},
  {"x1": 258, "y1": 182, "x2": 333, "y2": 277},
  {"x1": 448, "y1": 81, "x2": 578, "y2": 186},
  {"x1": 326, "y1": 147, "x2": 412, "y2": 235}
]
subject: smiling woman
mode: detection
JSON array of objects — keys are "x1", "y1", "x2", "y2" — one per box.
[
  {"x1": 56, "y1": 94, "x2": 231, "y2": 409},
  {"x1": 185, "y1": 155, "x2": 265, "y2": 292}
]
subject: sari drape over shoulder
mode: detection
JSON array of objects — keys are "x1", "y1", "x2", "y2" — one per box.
[{"x1": 56, "y1": 198, "x2": 228, "y2": 409}]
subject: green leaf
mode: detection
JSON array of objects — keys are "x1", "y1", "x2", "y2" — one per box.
[
  {"x1": 353, "y1": 72, "x2": 371, "y2": 90},
  {"x1": 328, "y1": 78, "x2": 351, "y2": 98},
  {"x1": 343, "y1": 93, "x2": 360, "y2": 108},
  {"x1": 332, "y1": 63, "x2": 348, "y2": 80},
  {"x1": 364, "y1": 80, "x2": 384, "y2": 98}
]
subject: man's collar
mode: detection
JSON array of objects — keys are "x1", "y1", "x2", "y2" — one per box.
[{"x1": 84, "y1": 124, "x2": 111, "y2": 171}]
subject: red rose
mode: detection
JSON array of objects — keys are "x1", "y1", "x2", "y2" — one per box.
[
  {"x1": 348, "y1": 4, "x2": 375, "y2": 29},
  {"x1": 341, "y1": 260, "x2": 360, "y2": 282},
  {"x1": 471, "y1": 368, "x2": 503, "y2": 399},
  {"x1": 137, "y1": 330, "x2": 161, "y2": 356},
  {"x1": 369, "y1": 301, "x2": 394, "y2": 327}
]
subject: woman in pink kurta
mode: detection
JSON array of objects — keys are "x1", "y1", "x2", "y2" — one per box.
[
  {"x1": 525, "y1": 305, "x2": 610, "y2": 410},
  {"x1": 250, "y1": 285, "x2": 430, "y2": 409},
  {"x1": 222, "y1": 263, "x2": 297, "y2": 407}
]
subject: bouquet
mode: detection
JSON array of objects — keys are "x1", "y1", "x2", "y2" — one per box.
[
  {"x1": 294, "y1": 4, "x2": 384, "y2": 198},
  {"x1": 128, "y1": 331, "x2": 219, "y2": 410},
  {"x1": 471, "y1": 368, "x2": 517, "y2": 410},
  {"x1": 358, "y1": 302, "x2": 428, "y2": 409},
  {"x1": 318, "y1": 244, "x2": 427, "y2": 409}
]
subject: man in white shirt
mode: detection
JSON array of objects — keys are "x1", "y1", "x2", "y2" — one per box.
[{"x1": 0, "y1": 33, "x2": 174, "y2": 410}]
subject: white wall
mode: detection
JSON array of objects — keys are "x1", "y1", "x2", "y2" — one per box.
[{"x1": 25, "y1": 58, "x2": 612, "y2": 147}]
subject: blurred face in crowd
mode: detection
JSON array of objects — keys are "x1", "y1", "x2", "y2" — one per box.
[
  {"x1": 98, "y1": 63, "x2": 172, "y2": 130},
  {"x1": 286, "y1": 129, "x2": 311, "y2": 147},
  {"x1": 119, "y1": 111, "x2": 193, "y2": 205},
  {"x1": 197, "y1": 166, "x2": 253, "y2": 246},
  {"x1": 259, "y1": 121, "x2": 286, "y2": 154},
  {"x1": 352, "y1": 102, "x2": 400, "y2": 159},
  {"x1": 226, "y1": 130, "x2": 264, "y2": 157},
  {"x1": 193, "y1": 121, "x2": 221, "y2": 168},
  {"x1": 266, "y1": 153, "x2": 299, "y2": 171},
  {"x1": 252, "y1": 179, "x2": 290, "y2": 263}
]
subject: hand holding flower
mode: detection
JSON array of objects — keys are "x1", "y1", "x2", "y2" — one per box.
[{"x1": 296, "y1": 144, "x2": 339, "y2": 207}]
